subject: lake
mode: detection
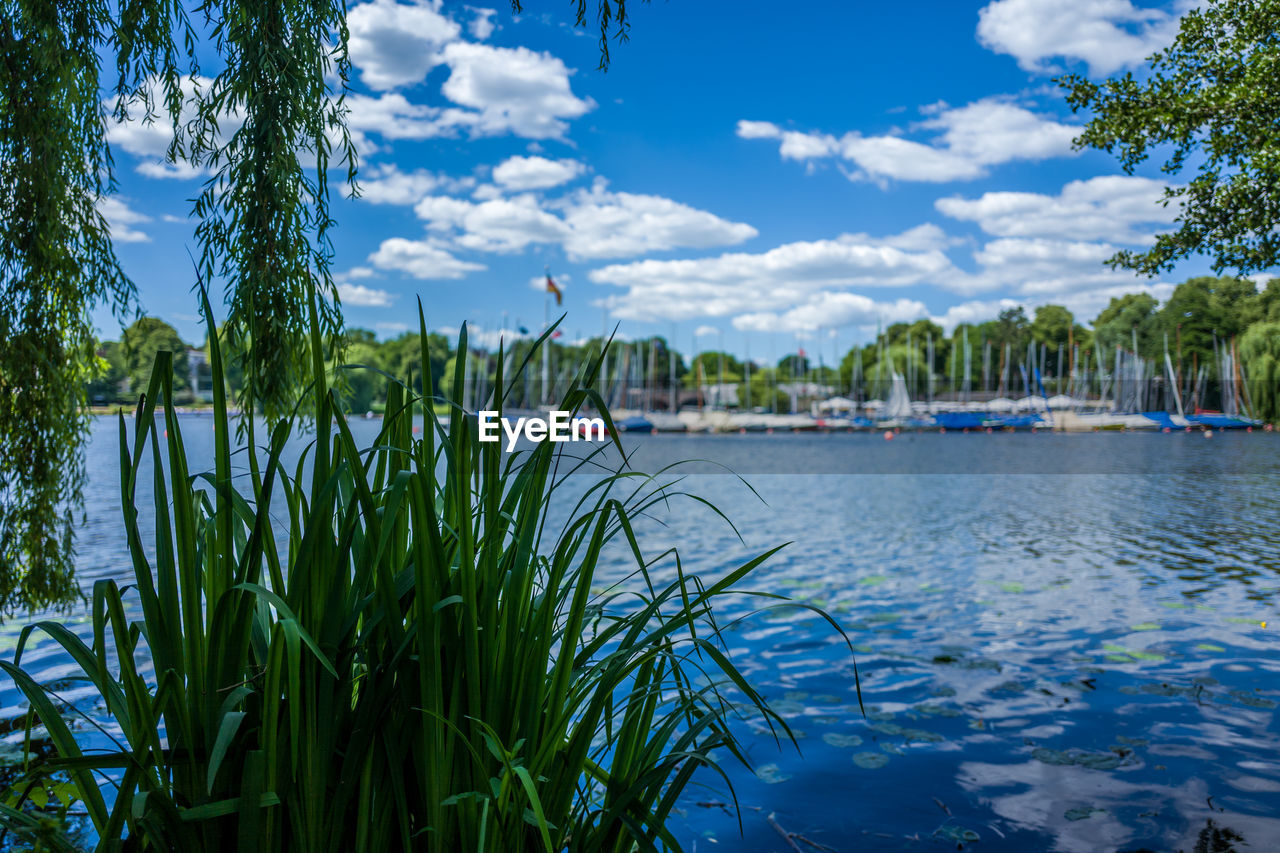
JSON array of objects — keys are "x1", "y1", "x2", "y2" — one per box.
[{"x1": 5, "y1": 416, "x2": 1280, "y2": 852}]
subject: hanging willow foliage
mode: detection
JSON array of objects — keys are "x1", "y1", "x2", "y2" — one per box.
[
  {"x1": 192, "y1": 0, "x2": 357, "y2": 422},
  {"x1": 0, "y1": 0, "x2": 642, "y2": 612},
  {"x1": 0, "y1": 1, "x2": 133, "y2": 612}
]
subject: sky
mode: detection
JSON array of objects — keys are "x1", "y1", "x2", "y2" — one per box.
[{"x1": 95, "y1": 0, "x2": 1236, "y2": 359}]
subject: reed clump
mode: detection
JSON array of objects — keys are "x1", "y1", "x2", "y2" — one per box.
[{"x1": 0, "y1": 291, "x2": 849, "y2": 852}]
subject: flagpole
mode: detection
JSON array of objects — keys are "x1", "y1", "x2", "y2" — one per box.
[{"x1": 542, "y1": 266, "x2": 551, "y2": 408}]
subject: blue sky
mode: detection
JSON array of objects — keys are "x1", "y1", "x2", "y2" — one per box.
[{"x1": 97, "y1": 0, "x2": 1230, "y2": 358}]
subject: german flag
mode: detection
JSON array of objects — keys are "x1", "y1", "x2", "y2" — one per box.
[{"x1": 545, "y1": 273, "x2": 563, "y2": 306}]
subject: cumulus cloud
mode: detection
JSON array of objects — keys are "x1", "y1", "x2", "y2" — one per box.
[
  {"x1": 351, "y1": 163, "x2": 472, "y2": 205},
  {"x1": 338, "y1": 282, "x2": 396, "y2": 307},
  {"x1": 347, "y1": 0, "x2": 460, "y2": 90},
  {"x1": 98, "y1": 197, "x2": 152, "y2": 243},
  {"x1": 733, "y1": 293, "x2": 928, "y2": 334},
  {"x1": 347, "y1": 43, "x2": 595, "y2": 141},
  {"x1": 437, "y1": 42, "x2": 595, "y2": 139},
  {"x1": 492, "y1": 155, "x2": 586, "y2": 190},
  {"x1": 954, "y1": 236, "x2": 1170, "y2": 303},
  {"x1": 929, "y1": 298, "x2": 1025, "y2": 333},
  {"x1": 738, "y1": 97, "x2": 1077, "y2": 183},
  {"x1": 936, "y1": 175, "x2": 1176, "y2": 243},
  {"x1": 410, "y1": 178, "x2": 756, "y2": 260},
  {"x1": 976, "y1": 0, "x2": 1184, "y2": 76},
  {"x1": 556, "y1": 180, "x2": 757, "y2": 260},
  {"x1": 589, "y1": 231, "x2": 957, "y2": 323},
  {"x1": 467, "y1": 6, "x2": 498, "y2": 39},
  {"x1": 346, "y1": 93, "x2": 450, "y2": 143},
  {"x1": 368, "y1": 237, "x2": 487, "y2": 279},
  {"x1": 416, "y1": 193, "x2": 569, "y2": 252}
]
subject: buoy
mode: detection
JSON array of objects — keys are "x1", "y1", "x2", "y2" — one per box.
[
  {"x1": 939, "y1": 427, "x2": 946, "y2": 434},
  {"x1": 962, "y1": 427, "x2": 969, "y2": 434},
  {"x1": 412, "y1": 425, "x2": 421, "y2": 434},
  {"x1": 1204, "y1": 429, "x2": 1214, "y2": 438},
  {"x1": 739, "y1": 428, "x2": 746, "y2": 434},
  {"x1": 883, "y1": 430, "x2": 894, "y2": 441},
  {"x1": 985, "y1": 427, "x2": 993, "y2": 434},
  {"x1": 1162, "y1": 427, "x2": 1171, "y2": 434},
  {"x1": 1185, "y1": 426, "x2": 1192, "y2": 432},
  {"x1": 1247, "y1": 426, "x2": 1253, "y2": 433}
]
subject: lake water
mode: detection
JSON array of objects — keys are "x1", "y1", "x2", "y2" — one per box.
[{"x1": 5, "y1": 417, "x2": 1280, "y2": 852}]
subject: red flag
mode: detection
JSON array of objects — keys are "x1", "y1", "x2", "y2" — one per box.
[{"x1": 545, "y1": 274, "x2": 563, "y2": 306}]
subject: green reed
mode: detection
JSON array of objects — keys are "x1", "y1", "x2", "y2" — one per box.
[{"x1": 0, "y1": 289, "x2": 852, "y2": 851}]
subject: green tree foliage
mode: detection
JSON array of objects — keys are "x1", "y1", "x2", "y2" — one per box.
[
  {"x1": 123, "y1": 318, "x2": 191, "y2": 401},
  {"x1": 982, "y1": 307, "x2": 1031, "y2": 352},
  {"x1": 738, "y1": 372, "x2": 790, "y2": 413},
  {"x1": 0, "y1": 2, "x2": 135, "y2": 610},
  {"x1": 1061, "y1": 0, "x2": 1280, "y2": 276},
  {"x1": 87, "y1": 342, "x2": 129, "y2": 405},
  {"x1": 1092, "y1": 293, "x2": 1161, "y2": 356},
  {"x1": 377, "y1": 331, "x2": 451, "y2": 397},
  {"x1": 1157, "y1": 276, "x2": 1259, "y2": 365},
  {"x1": 776, "y1": 352, "x2": 809, "y2": 377},
  {"x1": 685, "y1": 351, "x2": 743, "y2": 387},
  {"x1": 1240, "y1": 322, "x2": 1280, "y2": 422}
]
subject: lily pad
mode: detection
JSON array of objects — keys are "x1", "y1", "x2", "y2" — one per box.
[
  {"x1": 1131, "y1": 622, "x2": 1161, "y2": 631},
  {"x1": 859, "y1": 575, "x2": 888, "y2": 586},
  {"x1": 1032, "y1": 747, "x2": 1123, "y2": 770},
  {"x1": 934, "y1": 825, "x2": 980, "y2": 844},
  {"x1": 853, "y1": 751, "x2": 890, "y2": 769},
  {"x1": 1065, "y1": 806, "x2": 1106, "y2": 821},
  {"x1": 822, "y1": 732, "x2": 863, "y2": 748},
  {"x1": 1196, "y1": 644, "x2": 1226, "y2": 652},
  {"x1": 755, "y1": 764, "x2": 791, "y2": 784}
]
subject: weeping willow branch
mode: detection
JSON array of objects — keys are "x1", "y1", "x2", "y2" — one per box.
[
  {"x1": 0, "y1": 1, "x2": 134, "y2": 611},
  {"x1": 192, "y1": 0, "x2": 356, "y2": 422}
]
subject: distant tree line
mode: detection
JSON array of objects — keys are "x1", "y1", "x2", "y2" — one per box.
[{"x1": 90, "y1": 274, "x2": 1280, "y2": 420}]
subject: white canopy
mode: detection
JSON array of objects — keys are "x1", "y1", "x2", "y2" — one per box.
[{"x1": 817, "y1": 396, "x2": 857, "y2": 411}]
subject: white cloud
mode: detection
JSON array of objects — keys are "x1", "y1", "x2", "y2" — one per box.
[
  {"x1": 694, "y1": 325, "x2": 721, "y2": 338},
  {"x1": 589, "y1": 231, "x2": 957, "y2": 323},
  {"x1": 411, "y1": 178, "x2": 756, "y2": 260},
  {"x1": 492, "y1": 155, "x2": 585, "y2": 190},
  {"x1": 351, "y1": 163, "x2": 472, "y2": 205},
  {"x1": 347, "y1": 93, "x2": 450, "y2": 142},
  {"x1": 338, "y1": 282, "x2": 396, "y2": 306},
  {"x1": 957, "y1": 236, "x2": 1175, "y2": 310},
  {"x1": 347, "y1": 0, "x2": 460, "y2": 90},
  {"x1": 368, "y1": 237, "x2": 487, "y2": 279},
  {"x1": 734, "y1": 293, "x2": 928, "y2": 334},
  {"x1": 930, "y1": 298, "x2": 1025, "y2": 332},
  {"x1": 557, "y1": 180, "x2": 757, "y2": 260},
  {"x1": 976, "y1": 0, "x2": 1183, "y2": 76},
  {"x1": 467, "y1": 6, "x2": 497, "y2": 39},
  {"x1": 438, "y1": 42, "x2": 595, "y2": 139},
  {"x1": 416, "y1": 193, "x2": 569, "y2": 252},
  {"x1": 936, "y1": 175, "x2": 1176, "y2": 243},
  {"x1": 98, "y1": 196, "x2": 152, "y2": 243},
  {"x1": 738, "y1": 97, "x2": 1078, "y2": 183}
]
